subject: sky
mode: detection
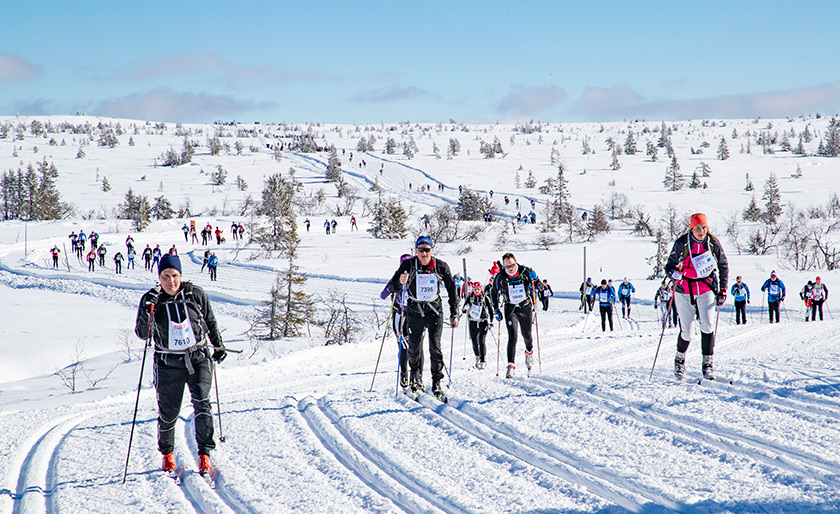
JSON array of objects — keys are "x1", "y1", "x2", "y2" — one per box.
[{"x1": 2, "y1": 0, "x2": 839, "y2": 124}]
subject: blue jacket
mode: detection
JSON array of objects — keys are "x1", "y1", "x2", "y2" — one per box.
[
  {"x1": 761, "y1": 278, "x2": 786, "y2": 302},
  {"x1": 208, "y1": 255, "x2": 219, "y2": 267},
  {"x1": 618, "y1": 282, "x2": 635, "y2": 299},
  {"x1": 730, "y1": 282, "x2": 750, "y2": 302},
  {"x1": 591, "y1": 286, "x2": 616, "y2": 307}
]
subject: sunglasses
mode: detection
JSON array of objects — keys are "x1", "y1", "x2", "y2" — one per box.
[
  {"x1": 416, "y1": 247, "x2": 432, "y2": 253},
  {"x1": 504, "y1": 263, "x2": 517, "y2": 270}
]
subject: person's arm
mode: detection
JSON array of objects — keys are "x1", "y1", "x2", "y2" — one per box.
[
  {"x1": 439, "y1": 261, "x2": 459, "y2": 319},
  {"x1": 386, "y1": 260, "x2": 411, "y2": 295},
  {"x1": 712, "y1": 236, "x2": 729, "y2": 291},
  {"x1": 193, "y1": 287, "x2": 224, "y2": 349}
]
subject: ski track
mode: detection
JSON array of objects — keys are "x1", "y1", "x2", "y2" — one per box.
[
  {"x1": 526, "y1": 375, "x2": 840, "y2": 495},
  {"x1": 12, "y1": 411, "x2": 105, "y2": 514},
  {"x1": 297, "y1": 396, "x2": 434, "y2": 513},
  {"x1": 406, "y1": 392, "x2": 666, "y2": 512}
]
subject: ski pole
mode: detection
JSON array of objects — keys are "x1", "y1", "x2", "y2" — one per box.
[
  {"x1": 614, "y1": 301, "x2": 623, "y2": 330},
  {"x1": 212, "y1": 361, "x2": 226, "y2": 443},
  {"x1": 496, "y1": 322, "x2": 501, "y2": 377},
  {"x1": 782, "y1": 298, "x2": 790, "y2": 322},
  {"x1": 122, "y1": 303, "x2": 154, "y2": 484},
  {"x1": 581, "y1": 306, "x2": 591, "y2": 333},
  {"x1": 369, "y1": 293, "x2": 397, "y2": 393},
  {"x1": 533, "y1": 303, "x2": 542, "y2": 373},
  {"x1": 448, "y1": 316, "x2": 456, "y2": 388},
  {"x1": 649, "y1": 285, "x2": 676, "y2": 380}
]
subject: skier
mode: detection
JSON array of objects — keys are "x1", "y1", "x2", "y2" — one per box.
[
  {"x1": 68, "y1": 231, "x2": 78, "y2": 249},
  {"x1": 169, "y1": 245, "x2": 177, "y2": 256},
  {"x1": 491, "y1": 253, "x2": 544, "y2": 378},
  {"x1": 134, "y1": 254, "x2": 226, "y2": 476},
  {"x1": 50, "y1": 246, "x2": 61, "y2": 268},
  {"x1": 113, "y1": 251, "x2": 124, "y2": 274},
  {"x1": 463, "y1": 281, "x2": 494, "y2": 369},
  {"x1": 591, "y1": 279, "x2": 616, "y2": 332},
  {"x1": 324, "y1": 219, "x2": 331, "y2": 235},
  {"x1": 654, "y1": 280, "x2": 675, "y2": 328},
  {"x1": 208, "y1": 253, "x2": 219, "y2": 282},
  {"x1": 421, "y1": 214, "x2": 430, "y2": 229},
  {"x1": 664, "y1": 213, "x2": 729, "y2": 381},
  {"x1": 539, "y1": 279, "x2": 553, "y2": 311},
  {"x1": 125, "y1": 234, "x2": 135, "y2": 251},
  {"x1": 78, "y1": 231, "x2": 87, "y2": 251},
  {"x1": 200, "y1": 226, "x2": 209, "y2": 245},
  {"x1": 97, "y1": 244, "x2": 107, "y2": 267},
  {"x1": 142, "y1": 244, "x2": 153, "y2": 271},
  {"x1": 330, "y1": 219, "x2": 337, "y2": 233},
  {"x1": 800, "y1": 280, "x2": 814, "y2": 321},
  {"x1": 182, "y1": 223, "x2": 189, "y2": 242},
  {"x1": 730, "y1": 276, "x2": 750, "y2": 325},
  {"x1": 350, "y1": 216, "x2": 358, "y2": 231},
  {"x1": 151, "y1": 244, "x2": 162, "y2": 272},
  {"x1": 214, "y1": 227, "x2": 223, "y2": 245},
  {"x1": 618, "y1": 277, "x2": 636, "y2": 318},
  {"x1": 201, "y1": 249, "x2": 211, "y2": 273},
  {"x1": 190, "y1": 226, "x2": 198, "y2": 244},
  {"x1": 127, "y1": 246, "x2": 136, "y2": 270},
  {"x1": 760, "y1": 271, "x2": 786, "y2": 324},
  {"x1": 489, "y1": 190, "x2": 494, "y2": 199},
  {"x1": 809, "y1": 276, "x2": 828, "y2": 321},
  {"x1": 304, "y1": 218, "x2": 311, "y2": 232},
  {"x1": 504, "y1": 195, "x2": 510, "y2": 205},
  {"x1": 238, "y1": 224, "x2": 244, "y2": 240},
  {"x1": 89, "y1": 231, "x2": 99, "y2": 251},
  {"x1": 230, "y1": 222, "x2": 238, "y2": 240},
  {"x1": 579, "y1": 277, "x2": 595, "y2": 312},
  {"x1": 515, "y1": 198, "x2": 520, "y2": 211},
  {"x1": 86, "y1": 248, "x2": 96, "y2": 271},
  {"x1": 385, "y1": 236, "x2": 459, "y2": 398},
  {"x1": 379, "y1": 254, "x2": 412, "y2": 387}
]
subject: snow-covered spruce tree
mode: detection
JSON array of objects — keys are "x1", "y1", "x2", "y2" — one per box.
[
  {"x1": 448, "y1": 137, "x2": 461, "y2": 157},
  {"x1": 717, "y1": 137, "x2": 730, "y2": 160},
  {"x1": 325, "y1": 146, "x2": 342, "y2": 182},
  {"x1": 663, "y1": 156, "x2": 685, "y2": 191},
  {"x1": 646, "y1": 229, "x2": 669, "y2": 280},
  {"x1": 97, "y1": 128, "x2": 119, "y2": 148},
  {"x1": 688, "y1": 170, "x2": 702, "y2": 189},
  {"x1": 76, "y1": 147, "x2": 85, "y2": 159},
  {"x1": 118, "y1": 188, "x2": 151, "y2": 231},
  {"x1": 211, "y1": 165, "x2": 227, "y2": 185},
  {"x1": 624, "y1": 131, "x2": 637, "y2": 155},
  {"x1": 524, "y1": 170, "x2": 537, "y2": 188},
  {"x1": 742, "y1": 196, "x2": 762, "y2": 222},
  {"x1": 403, "y1": 141, "x2": 414, "y2": 159},
  {"x1": 822, "y1": 117, "x2": 840, "y2": 157},
  {"x1": 368, "y1": 196, "x2": 408, "y2": 239},
  {"x1": 33, "y1": 160, "x2": 63, "y2": 220},
  {"x1": 384, "y1": 137, "x2": 397, "y2": 155},
  {"x1": 249, "y1": 242, "x2": 314, "y2": 340},
  {"x1": 208, "y1": 136, "x2": 222, "y2": 156},
  {"x1": 696, "y1": 161, "x2": 712, "y2": 177},
  {"x1": 151, "y1": 195, "x2": 175, "y2": 219},
  {"x1": 585, "y1": 205, "x2": 610, "y2": 241},
  {"x1": 456, "y1": 187, "x2": 493, "y2": 220},
  {"x1": 356, "y1": 137, "x2": 369, "y2": 152},
  {"x1": 762, "y1": 172, "x2": 782, "y2": 223},
  {"x1": 610, "y1": 148, "x2": 621, "y2": 170},
  {"x1": 256, "y1": 173, "x2": 297, "y2": 255},
  {"x1": 101, "y1": 176, "x2": 111, "y2": 192}
]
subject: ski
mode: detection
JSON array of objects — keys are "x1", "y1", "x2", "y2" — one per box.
[
  {"x1": 402, "y1": 387, "x2": 420, "y2": 402},
  {"x1": 432, "y1": 390, "x2": 449, "y2": 404},
  {"x1": 167, "y1": 467, "x2": 184, "y2": 485},
  {"x1": 200, "y1": 469, "x2": 219, "y2": 488},
  {"x1": 698, "y1": 378, "x2": 734, "y2": 386}
]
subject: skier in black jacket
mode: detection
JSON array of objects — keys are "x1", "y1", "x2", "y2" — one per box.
[
  {"x1": 462, "y1": 281, "x2": 494, "y2": 370},
  {"x1": 134, "y1": 254, "x2": 226, "y2": 476},
  {"x1": 386, "y1": 236, "x2": 459, "y2": 397}
]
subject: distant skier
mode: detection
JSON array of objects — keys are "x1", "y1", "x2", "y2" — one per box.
[
  {"x1": 591, "y1": 279, "x2": 616, "y2": 332},
  {"x1": 208, "y1": 252, "x2": 219, "y2": 281},
  {"x1": 182, "y1": 223, "x2": 189, "y2": 242},
  {"x1": 86, "y1": 249, "x2": 96, "y2": 271},
  {"x1": 324, "y1": 219, "x2": 331, "y2": 235},
  {"x1": 491, "y1": 253, "x2": 544, "y2": 378},
  {"x1": 304, "y1": 218, "x2": 310, "y2": 232},
  {"x1": 579, "y1": 277, "x2": 595, "y2": 312},
  {"x1": 350, "y1": 216, "x2": 358, "y2": 231},
  {"x1": 665, "y1": 213, "x2": 729, "y2": 381},
  {"x1": 151, "y1": 244, "x2": 162, "y2": 272},
  {"x1": 113, "y1": 251, "x2": 124, "y2": 274},
  {"x1": 142, "y1": 244, "x2": 153, "y2": 271},
  {"x1": 760, "y1": 271, "x2": 786, "y2": 324},
  {"x1": 50, "y1": 246, "x2": 61, "y2": 268},
  {"x1": 134, "y1": 254, "x2": 226, "y2": 476},
  {"x1": 201, "y1": 249, "x2": 211, "y2": 273},
  {"x1": 331, "y1": 219, "x2": 337, "y2": 233},
  {"x1": 730, "y1": 276, "x2": 750, "y2": 325},
  {"x1": 125, "y1": 234, "x2": 135, "y2": 251},
  {"x1": 214, "y1": 227, "x2": 223, "y2": 244},
  {"x1": 97, "y1": 244, "x2": 107, "y2": 267},
  {"x1": 127, "y1": 246, "x2": 136, "y2": 270},
  {"x1": 618, "y1": 278, "x2": 636, "y2": 318},
  {"x1": 169, "y1": 245, "x2": 177, "y2": 256},
  {"x1": 539, "y1": 279, "x2": 553, "y2": 311},
  {"x1": 800, "y1": 280, "x2": 814, "y2": 321},
  {"x1": 463, "y1": 281, "x2": 493, "y2": 370},
  {"x1": 809, "y1": 276, "x2": 828, "y2": 321},
  {"x1": 654, "y1": 280, "x2": 676, "y2": 328}
]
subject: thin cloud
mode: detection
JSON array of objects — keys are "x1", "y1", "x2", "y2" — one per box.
[
  {"x1": 351, "y1": 85, "x2": 435, "y2": 103},
  {"x1": 104, "y1": 52, "x2": 326, "y2": 84},
  {"x1": 0, "y1": 53, "x2": 40, "y2": 84},
  {"x1": 91, "y1": 88, "x2": 274, "y2": 122},
  {"x1": 6, "y1": 98, "x2": 56, "y2": 116},
  {"x1": 570, "y1": 82, "x2": 840, "y2": 120},
  {"x1": 495, "y1": 85, "x2": 567, "y2": 116}
]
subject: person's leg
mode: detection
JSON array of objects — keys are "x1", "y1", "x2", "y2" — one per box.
[
  {"x1": 426, "y1": 315, "x2": 445, "y2": 386},
  {"x1": 505, "y1": 303, "x2": 520, "y2": 363},
  {"x1": 186, "y1": 356, "x2": 215, "y2": 455},
  {"x1": 404, "y1": 315, "x2": 426, "y2": 388},
  {"x1": 154, "y1": 357, "x2": 187, "y2": 455}
]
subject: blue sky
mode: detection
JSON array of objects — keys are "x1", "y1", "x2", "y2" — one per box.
[{"x1": 2, "y1": 0, "x2": 839, "y2": 123}]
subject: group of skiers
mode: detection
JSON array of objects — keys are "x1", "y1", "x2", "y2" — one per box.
[
  {"x1": 180, "y1": 223, "x2": 231, "y2": 245},
  {"x1": 725, "y1": 271, "x2": 829, "y2": 324},
  {"x1": 579, "y1": 277, "x2": 637, "y2": 332}
]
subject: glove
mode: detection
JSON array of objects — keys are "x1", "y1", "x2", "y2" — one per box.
[
  {"x1": 143, "y1": 288, "x2": 160, "y2": 311},
  {"x1": 747, "y1": 299, "x2": 750, "y2": 304},
  {"x1": 670, "y1": 270, "x2": 682, "y2": 280},
  {"x1": 212, "y1": 348, "x2": 227, "y2": 363},
  {"x1": 450, "y1": 316, "x2": 459, "y2": 328},
  {"x1": 716, "y1": 289, "x2": 726, "y2": 306},
  {"x1": 781, "y1": 295, "x2": 786, "y2": 301},
  {"x1": 494, "y1": 309, "x2": 503, "y2": 321}
]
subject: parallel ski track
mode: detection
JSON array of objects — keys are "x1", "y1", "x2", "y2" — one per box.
[
  {"x1": 12, "y1": 411, "x2": 104, "y2": 514},
  {"x1": 405, "y1": 392, "x2": 677, "y2": 512},
  {"x1": 297, "y1": 396, "x2": 436, "y2": 514},
  {"x1": 527, "y1": 375, "x2": 840, "y2": 493}
]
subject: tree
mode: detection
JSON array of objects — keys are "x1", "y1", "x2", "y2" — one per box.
[
  {"x1": 610, "y1": 147, "x2": 621, "y2": 170},
  {"x1": 211, "y1": 165, "x2": 227, "y2": 185},
  {"x1": 368, "y1": 196, "x2": 408, "y2": 239},
  {"x1": 688, "y1": 170, "x2": 702, "y2": 189},
  {"x1": 34, "y1": 160, "x2": 63, "y2": 220},
  {"x1": 646, "y1": 140, "x2": 658, "y2": 161},
  {"x1": 523, "y1": 170, "x2": 537, "y2": 188},
  {"x1": 646, "y1": 229, "x2": 668, "y2": 279},
  {"x1": 742, "y1": 196, "x2": 762, "y2": 222},
  {"x1": 585, "y1": 205, "x2": 610, "y2": 241},
  {"x1": 326, "y1": 146, "x2": 342, "y2": 182},
  {"x1": 662, "y1": 156, "x2": 685, "y2": 191},
  {"x1": 151, "y1": 195, "x2": 175, "y2": 219},
  {"x1": 624, "y1": 131, "x2": 637, "y2": 155},
  {"x1": 256, "y1": 173, "x2": 297, "y2": 254},
  {"x1": 717, "y1": 137, "x2": 730, "y2": 160},
  {"x1": 744, "y1": 173, "x2": 754, "y2": 191},
  {"x1": 320, "y1": 290, "x2": 361, "y2": 345},
  {"x1": 822, "y1": 117, "x2": 840, "y2": 157},
  {"x1": 385, "y1": 137, "x2": 397, "y2": 155},
  {"x1": 118, "y1": 188, "x2": 151, "y2": 231},
  {"x1": 696, "y1": 161, "x2": 712, "y2": 177},
  {"x1": 101, "y1": 176, "x2": 111, "y2": 192},
  {"x1": 448, "y1": 138, "x2": 461, "y2": 157},
  {"x1": 249, "y1": 245, "x2": 314, "y2": 340},
  {"x1": 762, "y1": 172, "x2": 782, "y2": 223},
  {"x1": 456, "y1": 187, "x2": 493, "y2": 220}
]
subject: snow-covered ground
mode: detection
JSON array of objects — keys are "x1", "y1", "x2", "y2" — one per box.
[{"x1": 1, "y1": 115, "x2": 840, "y2": 512}]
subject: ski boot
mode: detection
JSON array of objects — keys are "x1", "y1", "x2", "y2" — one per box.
[
  {"x1": 162, "y1": 452, "x2": 177, "y2": 472},
  {"x1": 479, "y1": 360, "x2": 486, "y2": 370},
  {"x1": 475, "y1": 356, "x2": 482, "y2": 370},
  {"x1": 674, "y1": 351, "x2": 686, "y2": 381},
  {"x1": 505, "y1": 363, "x2": 515, "y2": 379},
  {"x1": 524, "y1": 351, "x2": 533, "y2": 372},
  {"x1": 399, "y1": 374, "x2": 409, "y2": 390},
  {"x1": 432, "y1": 382, "x2": 447, "y2": 401},
  {"x1": 199, "y1": 454, "x2": 213, "y2": 475},
  {"x1": 702, "y1": 355, "x2": 715, "y2": 381}
]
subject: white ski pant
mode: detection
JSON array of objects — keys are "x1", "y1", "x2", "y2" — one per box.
[{"x1": 674, "y1": 290, "x2": 716, "y2": 341}]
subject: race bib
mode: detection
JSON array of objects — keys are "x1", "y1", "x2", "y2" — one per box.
[
  {"x1": 599, "y1": 292, "x2": 609, "y2": 303},
  {"x1": 508, "y1": 283, "x2": 527, "y2": 304},
  {"x1": 168, "y1": 316, "x2": 197, "y2": 351},
  {"x1": 416, "y1": 273, "x2": 436, "y2": 302},
  {"x1": 691, "y1": 249, "x2": 715, "y2": 278},
  {"x1": 769, "y1": 284, "x2": 780, "y2": 295},
  {"x1": 469, "y1": 303, "x2": 482, "y2": 321}
]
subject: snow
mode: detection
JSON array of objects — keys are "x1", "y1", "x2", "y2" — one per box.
[{"x1": 1, "y1": 115, "x2": 840, "y2": 512}]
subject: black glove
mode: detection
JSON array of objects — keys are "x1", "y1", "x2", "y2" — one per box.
[
  {"x1": 716, "y1": 289, "x2": 726, "y2": 306},
  {"x1": 747, "y1": 299, "x2": 750, "y2": 304},
  {"x1": 143, "y1": 288, "x2": 160, "y2": 311},
  {"x1": 212, "y1": 348, "x2": 227, "y2": 363},
  {"x1": 494, "y1": 309, "x2": 503, "y2": 321}
]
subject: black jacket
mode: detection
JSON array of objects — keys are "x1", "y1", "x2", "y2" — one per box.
[
  {"x1": 135, "y1": 282, "x2": 224, "y2": 354},
  {"x1": 387, "y1": 256, "x2": 458, "y2": 319},
  {"x1": 491, "y1": 264, "x2": 542, "y2": 310},
  {"x1": 665, "y1": 232, "x2": 729, "y2": 295}
]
